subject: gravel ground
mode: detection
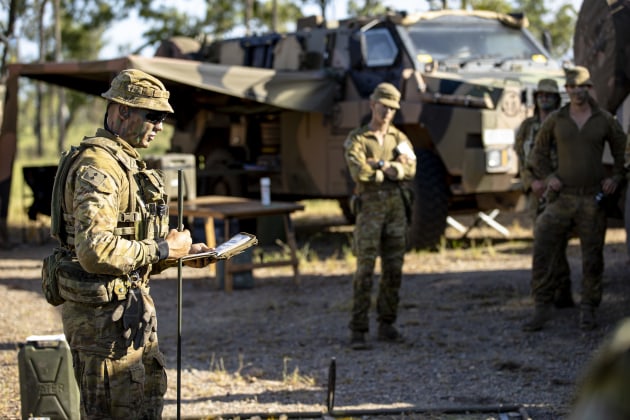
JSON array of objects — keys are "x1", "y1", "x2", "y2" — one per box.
[{"x1": 1, "y1": 212, "x2": 629, "y2": 419}]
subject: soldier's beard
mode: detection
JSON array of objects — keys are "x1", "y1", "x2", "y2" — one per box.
[
  {"x1": 570, "y1": 90, "x2": 589, "y2": 105},
  {"x1": 536, "y1": 98, "x2": 556, "y2": 112},
  {"x1": 538, "y1": 101, "x2": 557, "y2": 111}
]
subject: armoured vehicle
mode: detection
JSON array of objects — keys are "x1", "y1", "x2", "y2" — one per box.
[{"x1": 1, "y1": 9, "x2": 564, "y2": 248}]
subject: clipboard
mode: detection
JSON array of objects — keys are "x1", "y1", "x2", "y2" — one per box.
[{"x1": 180, "y1": 232, "x2": 258, "y2": 262}]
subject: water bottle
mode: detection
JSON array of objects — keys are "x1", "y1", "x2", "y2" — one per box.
[{"x1": 260, "y1": 177, "x2": 271, "y2": 206}]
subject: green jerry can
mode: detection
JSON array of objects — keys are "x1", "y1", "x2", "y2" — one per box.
[{"x1": 18, "y1": 334, "x2": 80, "y2": 420}]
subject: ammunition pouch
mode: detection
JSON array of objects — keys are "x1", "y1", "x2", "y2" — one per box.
[
  {"x1": 56, "y1": 260, "x2": 130, "y2": 305},
  {"x1": 41, "y1": 248, "x2": 67, "y2": 306}
]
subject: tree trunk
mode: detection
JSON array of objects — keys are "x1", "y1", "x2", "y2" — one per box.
[
  {"x1": 0, "y1": 0, "x2": 19, "y2": 81},
  {"x1": 244, "y1": 0, "x2": 253, "y2": 36},
  {"x1": 36, "y1": 0, "x2": 48, "y2": 157},
  {"x1": 54, "y1": 0, "x2": 65, "y2": 152}
]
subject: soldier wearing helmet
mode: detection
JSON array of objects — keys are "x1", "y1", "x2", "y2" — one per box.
[
  {"x1": 524, "y1": 66, "x2": 627, "y2": 332},
  {"x1": 343, "y1": 82, "x2": 417, "y2": 350},
  {"x1": 514, "y1": 78, "x2": 573, "y2": 311},
  {"x1": 55, "y1": 69, "x2": 212, "y2": 418}
]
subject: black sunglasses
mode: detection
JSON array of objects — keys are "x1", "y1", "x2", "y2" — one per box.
[{"x1": 144, "y1": 111, "x2": 169, "y2": 124}]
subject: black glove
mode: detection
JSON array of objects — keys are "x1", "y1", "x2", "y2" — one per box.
[
  {"x1": 111, "y1": 288, "x2": 144, "y2": 349},
  {"x1": 111, "y1": 287, "x2": 157, "y2": 349}
]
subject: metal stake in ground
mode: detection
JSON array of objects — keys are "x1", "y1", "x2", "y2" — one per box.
[
  {"x1": 177, "y1": 169, "x2": 184, "y2": 420},
  {"x1": 327, "y1": 357, "x2": 336, "y2": 414}
]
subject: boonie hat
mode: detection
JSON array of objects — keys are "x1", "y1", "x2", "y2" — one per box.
[
  {"x1": 564, "y1": 66, "x2": 593, "y2": 87},
  {"x1": 536, "y1": 78, "x2": 560, "y2": 94},
  {"x1": 370, "y1": 82, "x2": 401, "y2": 109},
  {"x1": 102, "y1": 69, "x2": 174, "y2": 113}
]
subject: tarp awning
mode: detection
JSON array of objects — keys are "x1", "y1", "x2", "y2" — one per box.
[{"x1": 7, "y1": 55, "x2": 338, "y2": 113}]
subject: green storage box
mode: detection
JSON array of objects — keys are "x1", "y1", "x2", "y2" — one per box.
[{"x1": 18, "y1": 334, "x2": 80, "y2": 420}]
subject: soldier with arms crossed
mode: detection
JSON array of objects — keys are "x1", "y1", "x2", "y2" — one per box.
[{"x1": 343, "y1": 83, "x2": 417, "y2": 350}]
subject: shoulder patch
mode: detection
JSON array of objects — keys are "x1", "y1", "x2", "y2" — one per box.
[{"x1": 79, "y1": 165, "x2": 108, "y2": 189}]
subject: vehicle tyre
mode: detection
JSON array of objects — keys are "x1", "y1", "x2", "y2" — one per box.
[{"x1": 408, "y1": 149, "x2": 449, "y2": 250}]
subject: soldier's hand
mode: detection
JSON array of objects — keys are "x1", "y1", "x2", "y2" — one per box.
[
  {"x1": 531, "y1": 179, "x2": 546, "y2": 197},
  {"x1": 183, "y1": 243, "x2": 214, "y2": 268},
  {"x1": 395, "y1": 154, "x2": 409, "y2": 165},
  {"x1": 548, "y1": 177, "x2": 562, "y2": 192},
  {"x1": 165, "y1": 229, "x2": 193, "y2": 260},
  {"x1": 601, "y1": 177, "x2": 618, "y2": 195}
]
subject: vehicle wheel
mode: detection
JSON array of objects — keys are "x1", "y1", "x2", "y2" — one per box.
[{"x1": 408, "y1": 149, "x2": 449, "y2": 250}]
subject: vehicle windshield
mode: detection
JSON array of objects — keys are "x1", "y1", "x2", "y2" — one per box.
[{"x1": 407, "y1": 15, "x2": 545, "y2": 63}]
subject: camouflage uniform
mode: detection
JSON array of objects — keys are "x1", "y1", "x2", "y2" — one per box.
[
  {"x1": 526, "y1": 67, "x2": 626, "y2": 331},
  {"x1": 514, "y1": 78, "x2": 572, "y2": 307},
  {"x1": 343, "y1": 83, "x2": 416, "y2": 343},
  {"x1": 56, "y1": 69, "x2": 176, "y2": 419},
  {"x1": 568, "y1": 318, "x2": 630, "y2": 420}
]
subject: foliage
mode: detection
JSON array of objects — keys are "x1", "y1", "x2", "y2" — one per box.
[
  {"x1": 469, "y1": 0, "x2": 513, "y2": 14},
  {"x1": 348, "y1": 0, "x2": 387, "y2": 17},
  {"x1": 302, "y1": 0, "x2": 329, "y2": 21},
  {"x1": 252, "y1": 0, "x2": 303, "y2": 33},
  {"x1": 538, "y1": 2, "x2": 576, "y2": 58},
  {"x1": 464, "y1": 0, "x2": 577, "y2": 58}
]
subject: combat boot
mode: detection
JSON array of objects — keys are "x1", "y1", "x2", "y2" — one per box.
[
  {"x1": 579, "y1": 305, "x2": 597, "y2": 331},
  {"x1": 377, "y1": 323, "x2": 404, "y2": 343},
  {"x1": 553, "y1": 288, "x2": 575, "y2": 309},
  {"x1": 350, "y1": 331, "x2": 372, "y2": 350},
  {"x1": 522, "y1": 304, "x2": 553, "y2": 332}
]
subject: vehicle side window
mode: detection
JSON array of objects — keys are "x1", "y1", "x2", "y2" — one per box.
[{"x1": 364, "y1": 28, "x2": 398, "y2": 67}]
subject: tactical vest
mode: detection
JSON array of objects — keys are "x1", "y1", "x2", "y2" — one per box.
[
  {"x1": 51, "y1": 136, "x2": 170, "y2": 248},
  {"x1": 44, "y1": 137, "x2": 170, "y2": 305}
]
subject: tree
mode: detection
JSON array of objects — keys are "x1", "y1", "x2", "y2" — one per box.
[
  {"x1": 468, "y1": 0, "x2": 577, "y2": 57},
  {"x1": 347, "y1": 0, "x2": 387, "y2": 18},
  {"x1": 0, "y1": 0, "x2": 20, "y2": 81},
  {"x1": 251, "y1": 0, "x2": 303, "y2": 33},
  {"x1": 301, "y1": 0, "x2": 329, "y2": 22},
  {"x1": 517, "y1": 0, "x2": 576, "y2": 57},
  {"x1": 469, "y1": 0, "x2": 512, "y2": 14}
]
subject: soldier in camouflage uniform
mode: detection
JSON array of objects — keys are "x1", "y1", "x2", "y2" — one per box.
[
  {"x1": 343, "y1": 83, "x2": 417, "y2": 350},
  {"x1": 524, "y1": 66, "x2": 627, "y2": 332},
  {"x1": 514, "y1": 78, "x2": 574, "y2": 309},
  {"x1": 568, "y1": 318, "x2": 630, "y2": 420},
  {"x1": 56, "y1": 69, "x2": 212, "y2": 418}
]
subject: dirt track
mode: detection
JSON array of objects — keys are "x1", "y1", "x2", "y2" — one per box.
[{"x1": 1, "y1": 211, "x2": 629, "y2": 419}]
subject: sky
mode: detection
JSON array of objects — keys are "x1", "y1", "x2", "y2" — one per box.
[
  {"x1": 13, "y1": 0, "x2": 584, "y2": 61},
  {"x1": 99, "y1": 0, "x2": 585, "y2": 59},
  {"x1": 100, "y1": 0, "x2": 424, "y2": 58}
]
